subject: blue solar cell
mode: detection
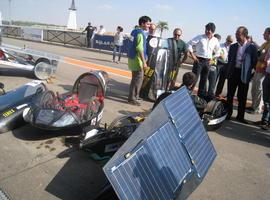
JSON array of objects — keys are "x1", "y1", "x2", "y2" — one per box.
[
  {"x1": 106, "y1": 122, "x2": 192, "y2": 200},
  {"x1": 104, "y1": 87, "x2": 217, "y2": 200},
  {"x1": 165, "y1": 88, "x2": 216, "y2": 178}
]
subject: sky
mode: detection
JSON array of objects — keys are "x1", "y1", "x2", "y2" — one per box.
[{"x1": 0, "y1": 0, "x2": 269, "y2": 44}]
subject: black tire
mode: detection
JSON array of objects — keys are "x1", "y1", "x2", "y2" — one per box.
[
  {"x1": 33, "y1": 90, "x2": 56, "y2": 108},
  {"x1": 34, "y1": 58, "x2": 53, "y2": 80},
  {"x1": 108, "y1": 115, "x2": 137, "y2": 131},
  {"x1": 204, "y1": 100, "x2": 224, "y2": 118}
]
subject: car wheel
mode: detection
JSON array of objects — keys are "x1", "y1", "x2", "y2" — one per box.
[{"x1": 34, "y1": 58, "x2": 53, "y2": 80}]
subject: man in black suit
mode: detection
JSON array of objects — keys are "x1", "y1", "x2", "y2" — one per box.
[{"x1": 226, "y1": 26, "x2": 258, "y2": 123}]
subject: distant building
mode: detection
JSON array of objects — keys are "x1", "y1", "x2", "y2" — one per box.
[{"x1": 67, "y1": 0, "x2": 77, "y2": 30}]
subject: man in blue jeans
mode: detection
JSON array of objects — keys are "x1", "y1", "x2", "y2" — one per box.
[{"x1": 187, "y1": 22, "x2": 220, "y2": 100}]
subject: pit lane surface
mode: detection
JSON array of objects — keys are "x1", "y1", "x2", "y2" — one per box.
[{"x1": 0, "y1": 38, "x2": 269, "y2": 200}]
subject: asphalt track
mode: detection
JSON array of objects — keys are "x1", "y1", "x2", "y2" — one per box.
[{"x1": 0, "y1": 37, "x2": 269, "y2": 200}]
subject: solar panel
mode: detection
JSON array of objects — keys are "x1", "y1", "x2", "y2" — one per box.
[{"x1": 103, "y1": 87, "x2": 217, "y2": 200}]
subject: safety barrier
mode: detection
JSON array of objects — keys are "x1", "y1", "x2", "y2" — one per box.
[{"x1": 0, "y1": 25, "x2": 129, "y2": 53}]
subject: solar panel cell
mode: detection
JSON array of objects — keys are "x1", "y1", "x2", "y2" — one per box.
[{"x1": 104, "y1": 87, "x2": 217, "y2": 200}]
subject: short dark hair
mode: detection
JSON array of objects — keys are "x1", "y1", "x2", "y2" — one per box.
[
  {"x1": 214, "y1": 33, "x2": 221, "y2": 41},
  {"x1": 238, "y1": 26, "x2": 248, "y2": 37},
  {"x1": 205, "y1": 22, "x2": 216, "y2": 33},
  {"x1": 138, "y1": 16, "x2": 152, "y2": 26},
  {"x1": 182, "y1": 72, "x2": 197, "y2": 89},
  {"x1": 265, "y1": 27, "x2": 270, "y2": 34},
  {"x1": 117, "y1": 26, "x2": 123, "y2": 32}
]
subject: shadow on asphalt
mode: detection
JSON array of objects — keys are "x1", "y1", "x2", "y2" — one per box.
[
  {"x1": 216, "y1": 119, "x2": 270, "y2": 147},
  {"x1": 57, "y1": 84, "x2": 73, "y2": 92},
  {"x1": 12, "y1": 124, "x2": 82, "y2": 141},
  {"x1": 0, "y1": 68, "x2": 35, "y2": 80},
  {"x1": 46, "y1": 149, "x2": 107, "y2": 200},
  {"x1": 105, "y1": 79, "x2": 130, "y2": 103},
  {"x1": 118, "y1": 108, "x2": 151, "y2": 117}
]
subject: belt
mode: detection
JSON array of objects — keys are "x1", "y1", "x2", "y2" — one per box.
[{"x1": 197, "y1": 56, "x2": 210, "y2": 61}]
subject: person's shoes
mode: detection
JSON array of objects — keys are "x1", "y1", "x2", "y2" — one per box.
[
  {"x1": 246, "y1": 108, "x2": 263, "y2": 114},
  {"x1": 116, "y1": 61, "x2": 120, "y2": 64},
  {"x1": 245, "y1": 107, "x2": 255, "y2": 113},
  {"x1": 253, "y1": 120, "x2": 266, "y2": 126},
  {"x1": 137, "y1": 97, "x2": 143, "y2": 101},
  {"x1": 235, "y1": 117, "x2": 248, "y2": 124},
  {"x1": 128, "y1": 100, "x2": 141, "y2": 106},
  {"x1": 260, "y1": 124, "x2": 270, "y2": 130}
]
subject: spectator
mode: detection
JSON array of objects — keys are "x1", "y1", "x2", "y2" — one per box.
[
  {"x1": 146, "y1": 23, "x2": 159, "y2": 62},
  {"x1": 112, "y1": 26, "x2": 125, "y2": 64},
  {"x1": 215, "y1": 35, "x2": 234, "y2": 97},
  {"x1": 168, "y1": 28, "x2": 188, "y2": 89},
  {"x1": 261, "y1": 47, "x2": 270, "y2": 130},
  {"x1": 181, "y1": 72, "x2": 207, "y2": 112},
  {"x1": 127, "y1": 16, "x2": 152, "y2": 106},
  {"x1": 97, "y1": 25, "x2": 106, "y2": 35},
  {"x1": 187, "y1": 22, "x2": 220, "y2": 99},
  {"x1": 247, "y1": 28, "x2": 270, "y2": 114},
  {"x1": 82, "y1": 22, "x2": 95, "y2": 48},
  {"x1": 207, "y1": 33, "x2": 221, "y2": 100},
  {"x1": 226, "y1": 26, "x2": 258, "y2": 123}
]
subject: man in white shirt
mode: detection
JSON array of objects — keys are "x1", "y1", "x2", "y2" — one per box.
[
  {"x1": 187, "y1": 22, "x2": 220, "y2": 99},
  {"x1": 97, "y1": 25, "x2": 106, "y2": 35}
]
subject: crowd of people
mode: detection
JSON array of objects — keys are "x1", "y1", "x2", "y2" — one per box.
[{"x1": 125, "y1": 15, "x2": 270, "y2": 131}]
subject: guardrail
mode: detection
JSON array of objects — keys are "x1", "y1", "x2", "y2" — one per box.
[{"x1": 0, "y1": 25, "x2": 129, "y2": 53}]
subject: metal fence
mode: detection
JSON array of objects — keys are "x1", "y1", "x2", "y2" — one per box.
[{"x1": 0, "y1": 25, "x2": 129, "y2": 53}]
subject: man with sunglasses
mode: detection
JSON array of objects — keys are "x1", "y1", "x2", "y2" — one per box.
[
  {"x1": 168, "y1": 28, "x2": 188, "y2": 89},
  {"x1": 187, "y1": 22, "x2": 220, "y2": 99}
]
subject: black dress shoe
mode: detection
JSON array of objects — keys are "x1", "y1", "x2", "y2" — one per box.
[
  {"x1": 260, "y1": 124, "x2": 270, "y2": 130},
  {"x1": 236, "y1": 117, "x2": 248, "y2": 124},
  {"x1": 127, "y1": 100, "x2": 141, "y2": 106},
  {"x1": 253, "y1": 121, "x2": 266, "y2": 126}
]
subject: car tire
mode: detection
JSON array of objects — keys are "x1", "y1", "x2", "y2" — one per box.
[{"x1": 34, "y1": 58, "x2": 53, "y2": 80}]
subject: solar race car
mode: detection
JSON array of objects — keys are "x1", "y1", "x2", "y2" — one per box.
[
  {"x1": 23, "y1": 70, "x2": 108, "y2": 133},
  {"x1": 0, "y1": 44, "x2": 59, "y2": 80},
  {"x1": 0, "y1": 80, "x2": 47, "y2": 133}
]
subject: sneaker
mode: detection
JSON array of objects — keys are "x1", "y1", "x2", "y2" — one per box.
[
  {"x1": 116, "y1": 61, "x2": 120, "y2": 64},
  {"x1": 260, "y1": 124, "x2": 270, "y2": 130},
  {"x1": 253, "y1": 121, "x2": 266, "y2": 126},
  {"x1": 128, "y1": 100, "x2": 141, "y2": 106}
]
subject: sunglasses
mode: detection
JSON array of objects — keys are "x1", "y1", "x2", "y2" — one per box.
[{"x1": 174, "y1": 34, "x2": 181, "y2": 37}]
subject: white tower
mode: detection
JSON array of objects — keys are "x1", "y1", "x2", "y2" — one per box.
[
  {"x1": 0, "y1": 12, "x2": 2, "y2": 26},
  {"x1": 67, "y1": 0, "x2": 77, "y2": 30}
]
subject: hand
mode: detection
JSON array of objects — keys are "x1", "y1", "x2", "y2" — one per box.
[
  {"x1": 193, "y1": 56, "x2": 199, "y2": 63},
  {"x1": 143, "y1": 62, "x2": 148, "y2": 69}
]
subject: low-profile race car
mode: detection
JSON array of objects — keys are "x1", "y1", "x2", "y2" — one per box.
[
  {"x1": 23, "y1": 70, "x2": 108, "y2": 132},
  {"x1": 79, "y1": 86, "x2": 227, "y2": 162},
  {"x1": 153, "y1": 90, "x2": 228, "y2": 131},
  {"x1": 0, "y1": 80, "x2": 47, "y2": 133},
  {"x1": 0, "y1": 44, "x2": 59, "y2": 80}
]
